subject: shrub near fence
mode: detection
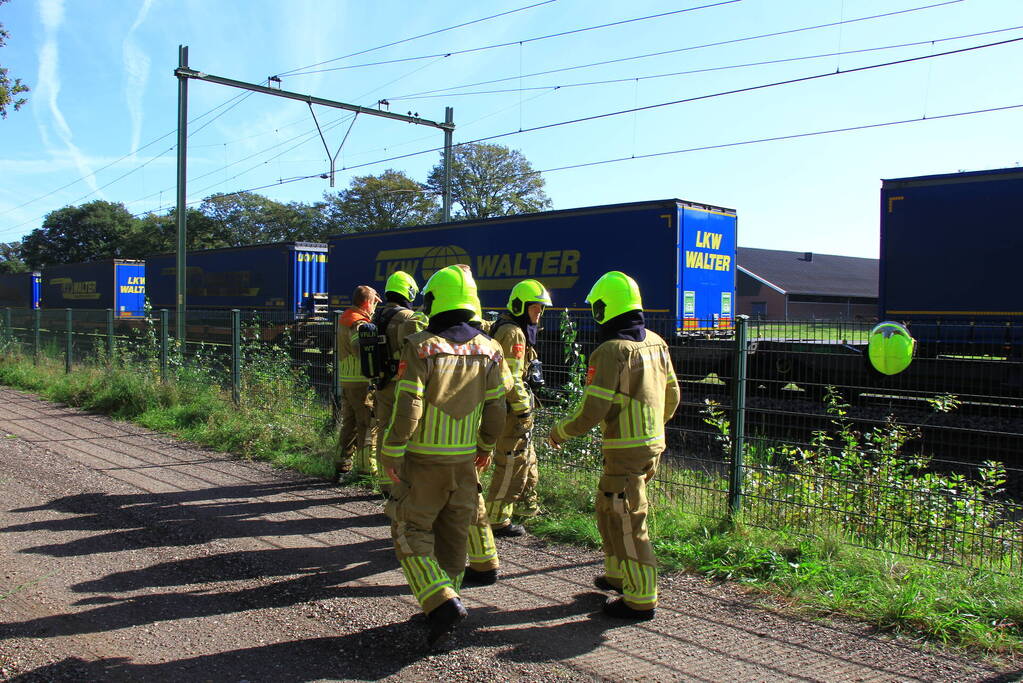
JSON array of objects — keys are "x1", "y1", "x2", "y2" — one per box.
[{"x1": 1, "y1": 307, "x2": 1022, "y2": 574}]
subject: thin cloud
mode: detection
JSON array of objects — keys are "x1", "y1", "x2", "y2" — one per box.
[
  {"x1": 123, "y1": 0, "x2": 155, "y2": 159},
  {"x1": 35, "y1": 0, "x2": 100, "y2": 196}
]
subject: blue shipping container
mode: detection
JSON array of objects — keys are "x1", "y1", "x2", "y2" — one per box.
[
  {"x1": 40, "y1": 260, "x2": 146, "y2": 316},
  {"x1": 327, "y1": 199, "x2": 736, "y2": 327},
  {"x1": 145, "y1": 242, "x2": 328, "y2": 313},
  {"x1": 0, "y1": 271, "x2": 41, "y2": 309},
  {"x1": 880, "y1": 167, "x2": 1023, "y2": 345}
]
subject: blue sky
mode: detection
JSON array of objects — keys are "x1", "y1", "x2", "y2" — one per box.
[{"x1": 1, "y1": 0, "x2": 1020, "y2": 258}]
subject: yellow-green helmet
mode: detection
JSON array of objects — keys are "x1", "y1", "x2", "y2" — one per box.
[
  {"x1": 422, "y1": 264, "x2": 480, "y2": 318},
  {"x1": 586, "y1": 271, "x2": 643, "y2": 323},
  {"x1": 385, "y1": 270, "x2": 419, "y2": 302},
  {"x1": 868, "y1": 321, "x2": 916, "y2": 375},
  {"x1": 507, "y1": 279, "x2": 553, "y2": 316}
]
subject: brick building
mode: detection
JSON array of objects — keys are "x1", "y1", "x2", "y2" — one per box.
[{"x1": 737, "y1": 248, "x2": 878, "y2": 321}]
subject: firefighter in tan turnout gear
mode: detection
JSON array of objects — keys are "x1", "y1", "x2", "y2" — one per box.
[
  {"x1": 335, "y1": 285, "x2": 381, "y2": 479},
  {"x1": 369, "y1": 271, "x2": 422, "y2": 496},
  {"x1": 379, "y1": 264, "x2": 508, "y2": 647},
  {"x1": 484, "y1": 279, "x2": 552, "y2": 537},
  {"x1": 550, "y1": 271, "x2": 680, "y2": 620}
]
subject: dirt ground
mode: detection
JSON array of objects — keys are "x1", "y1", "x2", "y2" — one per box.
[{"x1": 0, "y1": 388, "x2": 1020, "y2": 682}]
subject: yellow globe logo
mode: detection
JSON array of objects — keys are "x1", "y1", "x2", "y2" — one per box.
[{"x1": 421, "y1": 245, "x2": 469, "y2": 279}]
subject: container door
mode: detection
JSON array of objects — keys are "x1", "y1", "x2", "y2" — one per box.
[
  {"x1": 114, "y1": 263, "x2": 146, "y2": 317},
  {"x1": 293, "y1": 249, "x2": 328, "y2": 314},
  {"x1": 678, "y1": 206, "x2": 737, "y2": 330}
]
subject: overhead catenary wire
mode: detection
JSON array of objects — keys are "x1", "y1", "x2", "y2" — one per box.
[
  {"x1": 266, "y1": 34, "x2": 1023, "y2": 178},
  {"x1": 274, "y1": 0, "x2": 562, "y2": 77},
  {"x1": 129, "y1": 102, "x2": 1023, "y2": 219},
  {"x1": 388, "y1": 0, "x2": 965, "y2": 100},
  {"x1": 283, "y1": 0, "x2": 745, "y2": 77},
  {"x1": 1, "y1": 3, "x2": 556, "y2": 224},
  {"x1": 0, "y1": 91, "x2": 252, "y2": 220},
  {"x1": 385, "y1": 25, "x2": 1023, "y2": 101}
]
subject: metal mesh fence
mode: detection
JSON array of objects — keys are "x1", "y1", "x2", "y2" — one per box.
[{"x1": 1, "y1": 306, "x2": 1020, "y2": 572}]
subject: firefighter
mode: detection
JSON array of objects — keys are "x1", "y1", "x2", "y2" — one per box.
[
  {"x1": 549, "y1": 271, "x2": 680, "y2": 620},
  {"x1": 379, "y1": 264, "x2": 508, "y2": 647},
  {"x1": 335, "y1": 285, "x2": 381, "y2": 479},
  {"x1": 483, "y1": 279, "x2": 552, "y2": 537},
  {"x1": 371, "y1": 270, "x2": 421, "y2": 496}
]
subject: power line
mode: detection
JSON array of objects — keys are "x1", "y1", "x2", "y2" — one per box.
[
  {"x1": 389, "y1": 0, "x2": 965, "y2": 100},
  {"x1": 386, "y1": 25, "x2": 1023, "y2": 101},
  {"x1": 302, "y1": 34, "x2": 1021, "y2": 177},
  {"x1": 529, "y1": 104, "x2": 1023, "y2": 177},
  {"x1": 131, "y1": 102, "x2": 1023, "y2": 220},
  {"x1": 0, "y1": 91, "x2": 252, "y2": 222},
  {"x1": 284, "y1": 0, "x2": 744, "y2": 77},
  {"x1": 275, "y1": 0, "x2": 561, "y2": 77}
]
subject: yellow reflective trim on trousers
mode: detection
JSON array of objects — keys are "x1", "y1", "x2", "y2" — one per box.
[
  {"x1": 621, "y1": 558, "x2": 657, "y2": 604},
  {"x1": 487, "y1": 499, "x2": 514, "y2": 526},
  {"x1": 397, "y1": 379, "x2": 425, "y2": 396},
  {"x1": 401, "y1": 556, "x2": 452, "y2": 607},
  {"x1": 466, "y1": 525, "x2": 497, "y2": 562},
  {"x1": 603, "y1": 434, "x2": 665, "y2": 448},
  {"x1": 604, "y1": 555, "x2": 624, "y2": 580}
]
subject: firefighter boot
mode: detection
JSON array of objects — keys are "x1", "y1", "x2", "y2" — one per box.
[
  {"x1": 492, "y1": 523, "x2": 526, "y2": 538},
  {"x1": 426, "y1": 597, "x2": 468, "y2": 648},
  {"x1": 603, "y1": 596, "x2": 655, "y2": 620},
  {"x1": 461, "y1": 566, "x2": 498, "y2": 587}
]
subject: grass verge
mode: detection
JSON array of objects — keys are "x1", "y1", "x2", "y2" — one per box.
[{"x1": 527, "y1": 457, "x2": 1023, "y2": 657}]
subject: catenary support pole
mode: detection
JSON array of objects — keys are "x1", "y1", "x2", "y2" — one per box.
[
  {"x1": 159, "y1": 309, "x2": 169, "y2": 383},
  {"x1": 175, "y1": 45, "x2": 189, "y2": 344},
  {"x1": 728, "y1": 315, "x2": 749, "y2": 518},
  {"x1": 65, "y1": 308, "x2": 72, "y2": 374},
  {"x1": 231, "y1": 309, "x2": 241, "y2": 405},
  {"x1": 106, "y1": 308, "x2": 115, "y2": 362},
  {"x1": 442, "y1": 107, "x2": 454, "y2": 221},
  {"x1": 33, "y1": 308, "x2": 40, "y2": 363}
]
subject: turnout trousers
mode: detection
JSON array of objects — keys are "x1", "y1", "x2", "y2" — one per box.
[
  {"x1": 597, "y1": 447, "x2": 661, "y2": 611},
  {"x1": 387, "y1": 455, "x2": 497, "y2": 614},
  {"x1": 485, "y1": 413, "x2": 539, "y2": 529},
  {"x1": 339, "y1": 383, "x2": 376, "y2": 475}
]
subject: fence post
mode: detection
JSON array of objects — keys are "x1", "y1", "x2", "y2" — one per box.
[
  {"x1": 106, "y1": 308, "x2": 115, "y2": 362},
  {"x1": 65, "y1": 308, "x2": 73, "y2": 373},
  {"x1": 2, "y1": 307, "x2": 10, "y2": 349},
  {"x1": 331, "y1": 309, "x2": 341, "y2": 427},
  {"x1": 160, "y1": 309, "x2": 169, "y2": 383},
  {"x1": 33, "y1": 308, "x2": 40, "y2": 363},
  {"x1": 728, "y1": 315, "x2": 749, "y2": 518},
  {"x1": 231, "y1": 309, "x2": 241, "y2": 405}
]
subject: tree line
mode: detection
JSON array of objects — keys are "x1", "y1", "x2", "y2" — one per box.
[{"x1": 2, "y1": 143, "x2": 551, "y2": 272}]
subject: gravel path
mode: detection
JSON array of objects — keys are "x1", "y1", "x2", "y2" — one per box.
[{"x1": 0, "y1": 388, "x2": 1019, "y2": 682}]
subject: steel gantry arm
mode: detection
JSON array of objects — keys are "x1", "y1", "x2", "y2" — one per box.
[{"x1": 173, "y1": 45, "x2": 455, "y2": 341}]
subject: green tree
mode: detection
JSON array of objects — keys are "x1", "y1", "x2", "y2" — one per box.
[
  {"x1": 426, "y1": 142, "x2": 551, "y2": 220},
  {"x1": 22, "y1": 200, "x2": 136, "y2": 268},
  {"x1": 0, "y1": 0, "x2": 29, "y2": 119},
  {"x1": 198, "y1": 192, "x2": 318, "y2": 246},
  {"x1": 120, "y1": 208, "x2": 225, "y2": 258},
  {"x1": 322, "y1": 169, "x2": 437, "y2": 234},
  {"x1": 0, "y1": 241, "x2": 27, "y2": 273}
]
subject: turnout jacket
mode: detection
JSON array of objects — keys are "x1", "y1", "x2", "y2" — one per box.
[
  {"x1": 336, "y1": 307, "x2": 371, "y2": 386},
  {"x1": 380, "y1": 330, "x2": 511, "y2": 464},
  {"x1": 491, "y1": 315, "x2": 535, "y2": 416},
  {"x1": 553, "y1": 330, "x2": 680, "y2": 450}
]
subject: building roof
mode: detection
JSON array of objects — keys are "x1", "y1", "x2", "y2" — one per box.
[{"x1": 737, "y1": 247, "x2": 878, "y2": 298}]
